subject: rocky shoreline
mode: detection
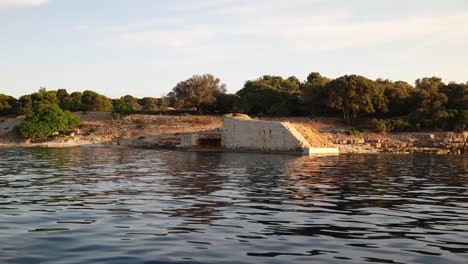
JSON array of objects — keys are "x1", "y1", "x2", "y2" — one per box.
[
  {"x1": 1, "y1": 130, "x2": 466, "y2": 155},
  {"x1": 1, "y1": 114, "x2": 466, "y2": 154},
  {"x1": 324, "y1": 131, "x2": 467, "y2": 154}
]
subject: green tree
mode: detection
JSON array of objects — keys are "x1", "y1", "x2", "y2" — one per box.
[
  {"x1": 0, "y1": 94, "x2": 18, "y2": 116},
  {"x1": 18, "y1": 95, "x2": 32, "y2": 115},
  {"x1": 81, "y1": 90, "x2": 113, "y2": 112},
  {"x1": 215, "y1": 93, "x2": 240, "y2": 114},
  {"x1": 56, "y1": 89, "x2": 71, "y2": 110},
  {"x1": 121, "y1": 95, "x2": 141, "y2": 112},
  {"x1": 378, "y1": 79, "x2": 414, "y2": 115},
  {"x1": 139, "y1": 97, "x2": 160, "y2": 112},
  {"x1": 408, "y1": 89, "x2": 449, "y2": 129},
  {"x1": 17, "y1": 88, "x2": 58, "y2": 116},
  {"x1": 16, "y1": 103, "x2": 81, "y2": 139},
  {"x1": 284, "y1": 76, "x2": 301, "y2": 94},
  {"x1": 112, "y1": 95, "x2": 142, "y2": 115},
  {"x1": 440, "y1": 82, "x2": 468, "y2": 110},
  {"x1": 31, "y1": 88, "x2": 58, "y2": 107},
  {"x1": 326, "y1": 75, "x2": 387, "y2": 124},
  {"x1": 415, "y1": 77, "x2": 444, "y2": 91},
  {"x1": 301, "y1": 72, "x2": 332, "y2": 115},
  {"x1": 168, "y1": 74, "x2": 226, "y2": 114},
  {"x1": 235, "y1": 75, "x2": 302, "y2": 116},
  {"x1": 62, "y1": 92, "x2": 85, "y2": 111}
]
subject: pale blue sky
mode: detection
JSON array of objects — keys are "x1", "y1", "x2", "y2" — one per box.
[{"x1": 1, "y1": 0, "x2": 467, "y2": 98}]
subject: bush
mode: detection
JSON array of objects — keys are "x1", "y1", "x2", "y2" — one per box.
[
  {"x1": 347, "y1": 128, "x2": 363, "y2": 136},
  {"x1": 17, "y1": 104, "x2": 81, "y2": 139},
  {"x1": 374, "y1": 117, "x2": 411, "y2": 133},
  {"x1": 112, "y1": 112, "x2": 121, "y2": 120},
  {"x1": 374, "y1": 119, "x2": 388, "y2": 133},
  {"x1": 84, "y1": 128, "x2": 98, "y2": 136}
]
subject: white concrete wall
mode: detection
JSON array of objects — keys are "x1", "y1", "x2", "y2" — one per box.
[{"x1": 221, "y1": 115, "x2": 308, "y2": 153}]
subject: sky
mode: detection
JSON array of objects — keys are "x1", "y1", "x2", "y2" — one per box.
[{"x1": 1, "y1": 0, "x2": 467, "y2": 99}]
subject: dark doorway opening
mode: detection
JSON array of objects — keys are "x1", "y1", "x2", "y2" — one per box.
[{"x1": 198, "y1": 138, "x2": 221, "y2": 147}]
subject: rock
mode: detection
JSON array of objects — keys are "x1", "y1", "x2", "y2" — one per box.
[{"x1": 355, "y1": 139, "x2": 365, "y2": 144}]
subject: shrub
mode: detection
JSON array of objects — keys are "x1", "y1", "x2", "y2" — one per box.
[
  {"x1": 347, "y1": 128, "x2": 362, "y2": 136},
  {"x1": 112, "y1": 112, "x2": 121, "y2": 120},
  {"x1": 374, "y1": 117, "x2": 411, "y2": 133},
  {"x1": 17, "y1": 104, "x2": 81, "y2": 139},
  {"x1": 374, "y1": 119, "x2": 388, "y2": 133}
]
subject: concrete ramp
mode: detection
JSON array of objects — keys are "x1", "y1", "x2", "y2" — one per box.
[{"x1": 222, "y1": 114, "x2": 338, "y2": 155}]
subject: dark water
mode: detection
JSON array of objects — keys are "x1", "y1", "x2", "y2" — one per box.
[{"x1": 0, "y1": 148, "x2": 467, "y2": 264}]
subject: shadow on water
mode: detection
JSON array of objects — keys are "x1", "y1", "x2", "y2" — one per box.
[{"x1": 0, "y1": 148, "x2": 467, "y2": 263}]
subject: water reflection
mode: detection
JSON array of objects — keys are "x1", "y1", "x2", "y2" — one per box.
[{"x1": 0, "y1": 148, "x2": 467, "y2": 263}]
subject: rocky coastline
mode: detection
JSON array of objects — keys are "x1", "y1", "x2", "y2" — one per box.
[
  {"x1": 324, "y1": 131, "x2": 467, "y2": 154},
  {"x1": 1, "y1": 114, "x2": 466, "y2": 154}
]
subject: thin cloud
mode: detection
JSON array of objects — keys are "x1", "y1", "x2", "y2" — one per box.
[
  {"x1": 169, "y1": 0, "x2": 240, "y2": 12},
  {"x1": 0, "y1": 0, "x2": 48, "y2": 9},
  {"x1": 97, "y1": 9, "x2": 468, "y2": 54}
]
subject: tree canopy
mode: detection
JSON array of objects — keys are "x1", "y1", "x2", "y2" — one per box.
[
  {"x1": 16, "y1": 89, "x2": 82, "y2": 139},
  {"x1": 167, "y1": 74, "x2": 226, "y2": 114},
  {"x1": 235, "y1": 75, "x2": 301, "y2": 116},
  {"x1": 1, "y1": 72, "x2": 466, "y2": 132},
  {"x1": 326, "y1": 75, "x2": 387, "y2": 124},
  {"x1": 0, "y1": 94, "x2": 17, "y2": 115}
]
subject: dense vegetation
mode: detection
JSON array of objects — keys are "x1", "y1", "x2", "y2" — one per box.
[
  {"x1": 15, "y1": 89, "x2": 81, "y2": 139},
  {"x1": 1, "y1": 72, "x2": 467, "y2": 133}
]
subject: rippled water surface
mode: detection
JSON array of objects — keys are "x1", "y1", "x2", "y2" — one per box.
[{"x1": 0, "y1": 147, "x2": 467, "y2": 263}]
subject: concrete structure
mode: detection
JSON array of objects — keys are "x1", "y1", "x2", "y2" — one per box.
[
  {"x1": 221, "y1": 114, "x2": 339, "y2": 155},
  {"x1": 178, "y1": 130, "x2": 222, "y2": 149}
]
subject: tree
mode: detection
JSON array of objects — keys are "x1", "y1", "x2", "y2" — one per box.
[
  {"x1": 408, "y1": 89, "x2": 449, "y2": 129},
  {"x1": 215, "y1": 94, "x2": 240, "y2": 114},
  {"x1": 0, "y1": 94, "x2": 18, "y2": 116},
  {"x1": 81, "y1": 90, "x2": 113, "y2": 112},
  {"x1": 121, "y1": 95, "x2": 142, "y2": 112},
  {"x1": 236, "y1": 75, "x2": 301, "y2": 116},
  {"x1": 31, "y1": 88, "x2": 58, "y2": 107},
  {"x1": 378, "y1": 79, "x2": 414, "y2": 115},
  {"x1": 440, "y1": 82, "x2": 468, "y2": 110},
  {"x1": 415, "y1": 77, "x2": 444, "y2": 91},
  {"x1": 56, "y1": 89, "x2": 69, "y2": 102},
  {"x1": 61, "y1": 92, "x2": 85, "y2": 111},
  {"x1": 18, "y1": 95, "x2": 32, "y2": 115},
  {"x1": 17, "y1": 88, "x2": 58, "y2": 116},
  {"x1": 238, "y1": 75, "x2": 300, "y2": 95},
  {"x1": 326, "y1": 75, "x2": 387, "y2": 124},
  {"x1": 237, "y1": 88, "x2": 284, "y2": 115},
  {"x1": 16, "y1": 103, "x2": 81, "y2": 139},
  {"x1": 139, "y1": 97, "x2": 160, "y2": 112},
  {"x1": 168, "y1": 74, "x2": 226, "y2": 114},
  {"x1": 301, "y1": 72, "x2": 331, "y2": 115},
  {"x1": 284, "y1": 76, "x2": 301, "y2": 94}
]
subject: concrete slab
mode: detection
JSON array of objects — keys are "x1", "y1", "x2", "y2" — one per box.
[{"x1": 302, "y1": 148, "x2": 340, "y2": 155}]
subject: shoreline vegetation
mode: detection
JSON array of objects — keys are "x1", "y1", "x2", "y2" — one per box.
[{"x1": 0, "y1": 72, "x2": 466, "y2": 154}]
